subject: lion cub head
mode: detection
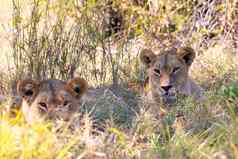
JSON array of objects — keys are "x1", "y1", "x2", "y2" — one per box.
[
  {"x1": 140, "y1": 47, "x2": 196, "y2": 105},
  {"x1": 17, "y1": 77, "x2": 88, "y2": 124}
]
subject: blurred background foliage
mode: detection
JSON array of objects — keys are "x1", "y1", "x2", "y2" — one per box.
[{"x1": 11, "y1": 0, "x2": 238, "y2": 87}]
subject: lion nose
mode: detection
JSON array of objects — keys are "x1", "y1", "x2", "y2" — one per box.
[{"x1": 161, "y1": 85, "x2": 172, "y2": 92}]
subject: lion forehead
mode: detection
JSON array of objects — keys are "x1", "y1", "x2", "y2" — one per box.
[
  {"x1": 155, "y1": 53, "x2": 182, "y2": 69},
  {"x1": 39, "y1": 79, "x2": 65, "y2": 91},
  {"x1": 38, "y1": 82, "x2": 76, "y2": 100}
]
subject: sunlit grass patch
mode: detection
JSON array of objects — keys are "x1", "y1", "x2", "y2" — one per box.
[
  {"x1": 1, "y1": 87, "x2": 238, "y2": 159},
  {"x1": 0, "y1": 109, "x2": 108, "y2": 159},
  {"x1": 0, "y1": 110, "x2": 62, "y2": 159},
  {"x1": 191, "y1": 45, "x2": 238, "y2": 88}
]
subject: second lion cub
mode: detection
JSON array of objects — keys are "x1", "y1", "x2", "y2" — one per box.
[{"x1": 140, "y1": 47, "x2": 205, "y2": 105}]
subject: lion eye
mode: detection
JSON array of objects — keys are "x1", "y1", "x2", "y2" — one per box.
[
  {"x1": 74, "y1": 86, "x2": 81, "y2": 94},
  {"x1": 154, "y1": 69, "x2": 160, "y2": 75},
  {"x1": 38, "y1": 102, "x2": 48, "y2": 113},
  {"x1": 172, "y1": 67, "x2": 180, "y2": 73}
]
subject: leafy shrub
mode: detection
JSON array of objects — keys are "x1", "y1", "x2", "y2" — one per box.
[{"x1": 221, "y1": 84, "x2": 238, "y2": 99}]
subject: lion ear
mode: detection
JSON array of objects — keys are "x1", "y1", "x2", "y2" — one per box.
[
  {"x1": 140, "y1": 49, "x2": 156, "y2": 68},
  {"x1": 65, "y1": 77, "x2": 88, "y2": 99},
  {"x1": 17, "y1": 79, "x2": 39, "y2": 103},
  {"x1": 177, "y1": 47, "x2": 196, "y2": 66}
]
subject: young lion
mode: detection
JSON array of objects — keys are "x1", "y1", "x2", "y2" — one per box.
[
  {"x1": 16, "y1": 77, "x2": 88, "y2": 124},
  {"x1": 140, "y1": 47, "x2": 205, "y2": 105}
]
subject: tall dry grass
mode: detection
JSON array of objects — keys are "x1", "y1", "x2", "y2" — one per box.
[{"x1": 0, "y1": 0, "x2": 237, "y2": 159}]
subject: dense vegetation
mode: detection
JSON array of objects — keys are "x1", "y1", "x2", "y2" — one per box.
[{"x1": 0, "y1": 0, "x2": 238, "y2": 158}]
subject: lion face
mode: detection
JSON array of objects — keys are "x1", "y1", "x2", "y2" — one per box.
[
  {"x1": 140, "y1": 47, "x2": 196, "y2": 105},
  {"x1": 17, "y1": 77, "x2": 88, "y2": 124}
]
